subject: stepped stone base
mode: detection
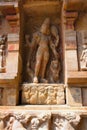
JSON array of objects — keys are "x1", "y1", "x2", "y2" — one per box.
[{"x1": 22, "y1": 83, "x2": 65, "y2": 105}]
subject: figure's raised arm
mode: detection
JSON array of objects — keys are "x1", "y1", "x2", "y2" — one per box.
[{"x1": 25, "y1": 34, "x2": 37, "y2": 49}]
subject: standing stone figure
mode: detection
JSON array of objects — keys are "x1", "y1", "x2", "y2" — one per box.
[
  {"x1": 25, "y1": 18, "x2": 60, "y2": 83},
  {"x1": 0, "y1": 34, "x2": 8, "y2": 73},
  {"x1": 80, "y1": 44, "x2": 87, "y2": 70}
]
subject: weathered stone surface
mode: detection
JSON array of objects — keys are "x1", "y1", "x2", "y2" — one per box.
[
  {"x1": 75, "y1": 13, "x2": 87, "y2": 30},
  {"x1": 66, "y1": 50, "x2": 78, "y2": 71},
  {"x1": 0, "y1": 88, "x2": 3, "y2": 105},
  {"x1": 52, "y1": 112, "x2": 80, "y2": 130},
  {"x1": 78, "y1": 118, "x2": 87, "y2": 130},
  {"x1": 0, "y1": 111, "x2": 51, "y2": 130},
  {"x1": 65, "y1": 0, "x2": 87, "y2": 11},
  {"x1": 8, "y1": 42, "x2": 19, "y2": 51},
  {"x1": 64, "y1": 11, "x2": 78, "y2": 30},
  {"x1": 67, "y1": 71, "x2": 87, "y2": 84},
  {"x1": 77, "y1": 31, "x2": 87, "y2": 70},
  {"x1": 65, "y1": 31, "x2": 77, "y2": 50},
  {"x1": 0, "y1": 110, "x2": 81, "y2": 130},
  {"x1": 82, "y1": 88, "x2": 87, "y2": 106},
  {"x1": 0, "y1": 88, "x2": 18, "y2": 106},
  {"x1": 66, "y1": 87, "x2": 82, "y2": 106},
  {"x1": 22, "y1": 84, "x2": 65, "y2": 105}
]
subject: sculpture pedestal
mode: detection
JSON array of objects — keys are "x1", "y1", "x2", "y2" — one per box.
[{"x1": 22, "y1": 83, "x2": 65, "y2": 105}]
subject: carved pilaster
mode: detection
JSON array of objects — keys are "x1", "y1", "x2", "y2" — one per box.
[{"x1": 64, "y1": 11, "x2": 78, "y2": 31}]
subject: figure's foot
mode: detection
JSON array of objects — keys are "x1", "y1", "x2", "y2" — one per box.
[
  {"x1": 33, "y1": 77, "x2": 38, "y2": 83},
  {"x1": 40, "y1": 78, "x2": 48, "y2": 83}
]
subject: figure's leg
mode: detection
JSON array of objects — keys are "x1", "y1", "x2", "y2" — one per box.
[
  {"x1": 33, "y1": 54, "x2": 42, "y2": 83},
  {"x1": 41, "y1": 52, "x2": 49, "y2": 78},
  {"x1": 35, "y1": 57, "x2": 42, "y2": 77}
]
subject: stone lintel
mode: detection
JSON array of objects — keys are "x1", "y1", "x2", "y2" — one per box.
[{"x1": 67, "y1": 71, "x2": 87, "y2": 85}]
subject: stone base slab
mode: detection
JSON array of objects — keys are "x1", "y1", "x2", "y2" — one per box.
[{"x1": 22, "y1": 84, "x2": 65, "y2": 105}]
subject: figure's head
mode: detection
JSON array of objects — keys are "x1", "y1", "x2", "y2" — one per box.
[
  {"x1": 31, "y1": 118, "x2": 39, "y2": 128},
  {"x1": 40, "y1": 18, "x2": 50, "y2": 35},
  {"x1": 39, "y1": 86, "x2": 45, "y2": 93},
  {"x1": 48, "y1": 86, "x2": 54, "y2": 93},
  {"x1": 51, "y1": 25, "x2": 58, "y2": 37}
]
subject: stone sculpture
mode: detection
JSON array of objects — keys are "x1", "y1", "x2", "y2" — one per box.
[
  {"x1": 12, "y1": 120, "x2": 26, "y2": 130},
  {"x1": 25, "y1": 18, "x2": 60, "y2": 83},
  {"x1": 49, "y1": 59, "x2": 61, "y2": 83},
  {"x1": 80, "y1": 44, "x2": 87, "y2": 70},
  {"x1": 0, "y1": 34, "x2": 8, "y2": 72},
  {"x1": 38, "y1": 86, "x2": 47, "y2": 104},
  {"x1": 29, "y1": 86, "x2": 37, "y2": 104},
  {"x1": 31, "y1": 118, "x2": 40, "y2": 130},
  {"x1": 0, "y1": 112, "x2": 80, "y2": 130},
  {"x1": 46, "y1": 86, "x2": 57, "y2": 104},
  {"x1": 53, "y1": 113, "x2": 81, "y2": 130},
  {"x1": 22, "y1": 84, "x2": 65, "y2": 105}
]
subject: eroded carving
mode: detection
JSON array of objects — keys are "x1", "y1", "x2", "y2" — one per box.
[
  {"x1": 22, "y1": 84, "x2": 65, "y2": 105},
  {"x1": 46, "y1": 86, "x2": 57, "y2": 104},
  {"x1": 38, "y1": 86, "x2": 47, "y2": 104},
  {"x1": 29, "y1": 86, "x2": 38, "y2": 104},
  {"x1": 53, "y1": 113, "x2": 81, "y2": 130},
  {"x1": 80, "y1": 44, "x2": 87, "y2": 70},
  {"x1": 25, "y1": 18, "x2": 60, "y2": 83},
  {"x1": 49, "y1": 59, "x2": 61, "y2": 83},
  {"x1": 0, "y1": 112, "x2": 80, "y2": 130},
  {"x1": 0, "y1": 34, "x2": 8, "y2": 73}
]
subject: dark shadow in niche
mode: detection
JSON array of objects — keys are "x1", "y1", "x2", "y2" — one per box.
[{"x1": 77, "y1": 117, "x2": 87, "y2": 130}]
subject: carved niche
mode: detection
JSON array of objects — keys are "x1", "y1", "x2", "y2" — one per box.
[
  {"x1": 22, "y1": 1, "x2": 63, "y2": 84},
  {"x1": 24, "y1": 17, "x2": 61, "y2": 83}
]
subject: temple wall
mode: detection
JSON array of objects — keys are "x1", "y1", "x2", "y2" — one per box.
[{"x1": 0, "y1": 0, "x2": 87, "y2": 130}]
